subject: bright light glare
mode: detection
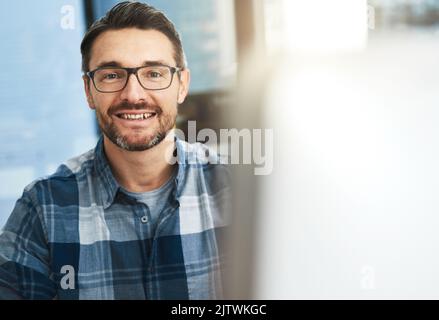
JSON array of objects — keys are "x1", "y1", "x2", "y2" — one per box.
[{"x1": 283, "y1": 0, "x2": 368, "y2": 53}]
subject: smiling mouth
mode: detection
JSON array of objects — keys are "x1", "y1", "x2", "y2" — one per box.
[{"x1": 115, "y1": 112, "x2": 157, "y2": 120}]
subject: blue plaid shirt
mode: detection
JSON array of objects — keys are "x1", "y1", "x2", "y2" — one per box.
[{"x1": 0, "y1": 136, "x2": 230, "y2": 299}]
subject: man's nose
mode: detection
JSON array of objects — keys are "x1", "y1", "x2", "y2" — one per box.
[{"x1": 119, "y1": 73, "x2": 147, "y2": 102}]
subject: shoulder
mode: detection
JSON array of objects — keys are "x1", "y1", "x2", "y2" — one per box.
[
  {"x1": 21, "y1": 147, "x2": 96, "y2": 207},
  {"x1": 177, "y1": 140, "x2": 229, "y2": 169},
  {"x1": 177, "y1": 140, "x2": 231, "y2": 195},
  {"x1": 177, "y1": 140, "x2": 230, "y2": 176}
]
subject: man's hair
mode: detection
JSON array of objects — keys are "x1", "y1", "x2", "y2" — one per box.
[{"x1": 80, "y1": 1, "x2": 186, "y2": 73}]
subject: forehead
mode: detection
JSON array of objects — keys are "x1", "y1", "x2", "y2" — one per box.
[{"x1": 89, "y1": 28, "x2": 176, "y2": 69}]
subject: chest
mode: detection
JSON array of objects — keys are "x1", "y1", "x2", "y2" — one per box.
[{"x1": 46, "y1": 198, "x2": 226, "y2": 299}]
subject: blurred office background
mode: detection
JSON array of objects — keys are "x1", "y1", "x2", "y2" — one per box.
[
  {"x1": 2, "y1": 0, "x2": 439, "y2": 299},
  {"x1": 228, "y1": 0, "x2": 439, "y2": 299}
]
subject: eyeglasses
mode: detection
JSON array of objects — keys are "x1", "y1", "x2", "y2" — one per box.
[{"x1": 86, "y1": 65, "x2": 182, "y2": 93}]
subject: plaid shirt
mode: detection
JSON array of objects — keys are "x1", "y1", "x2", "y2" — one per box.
[{"x1": 0, "y1": 136, "x2": 230, "y2": 299}]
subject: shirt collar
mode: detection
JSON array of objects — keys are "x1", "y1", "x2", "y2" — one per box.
[{"x1": 93, "y1": 135, "x2": 188, "y2": 209}]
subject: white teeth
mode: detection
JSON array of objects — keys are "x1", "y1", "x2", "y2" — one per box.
[{"x1": 119, "y1": 113, "x2": 155, "y2": 120}]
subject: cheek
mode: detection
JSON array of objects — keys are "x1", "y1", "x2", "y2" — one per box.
[
  {"x1": 163, "y1": 100, "x2": 179, "y2": 116},
  {"x1": 92, "y1": 93, "x2": 116, "y2": 115},
  {"x1": 152, "y1": 92, "x2": 178, "y2": 111}
]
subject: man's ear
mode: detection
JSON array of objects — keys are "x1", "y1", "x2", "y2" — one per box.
[
  {"x1": 177, "y1": 69, "x2": 191, "y2": 104},
  {"x1": 83, "y1": 75, "x2": 96, "y2": 110}
]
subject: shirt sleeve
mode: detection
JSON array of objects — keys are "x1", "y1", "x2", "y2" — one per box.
[{"x1": 0, "y1": 190, "x2": 56, "y2": 299}]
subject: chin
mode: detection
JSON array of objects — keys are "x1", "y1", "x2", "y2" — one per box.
[{"x1": 115, "y1": 132, "x2": 165, "y2": 151}]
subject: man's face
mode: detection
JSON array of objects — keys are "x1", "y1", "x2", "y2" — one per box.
[{"x1": 83, "y1": 28, "x2": 190, "y2": 151}]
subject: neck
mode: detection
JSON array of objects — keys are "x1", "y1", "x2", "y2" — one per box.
[{"x1": 103, "y1": 135, "x2": 176, "y2": 193}]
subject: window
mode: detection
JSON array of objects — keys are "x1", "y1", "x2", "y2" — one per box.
[{"x1": 0, "y1": 0, "x2": 97, "y2": 226}]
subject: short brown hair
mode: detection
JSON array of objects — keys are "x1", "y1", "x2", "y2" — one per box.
[{"x1": 80, "y1": 1, "x2": 186, "y2": 73}]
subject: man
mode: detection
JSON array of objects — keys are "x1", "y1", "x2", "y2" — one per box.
[{"x1": 0, "y1": 1, "x2": 229, "y2": 299}]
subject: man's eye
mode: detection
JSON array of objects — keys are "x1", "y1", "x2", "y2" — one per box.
[
  {"x1": 148, "y1": 71, "x2": 162, "y2": 78},
  {"x1": 104, "y1": 73, "x2": 119, "y2": 80}
]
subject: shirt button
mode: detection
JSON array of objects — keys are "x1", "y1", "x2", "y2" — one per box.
[{"x1": 141, "y1": 215, "x2": 149, "y2": 224}]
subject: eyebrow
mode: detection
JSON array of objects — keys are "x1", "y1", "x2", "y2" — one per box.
[{"x1": 95, "y1": 60, "x2": 173, "y2": 69}]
